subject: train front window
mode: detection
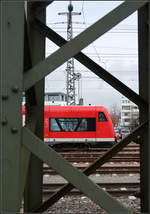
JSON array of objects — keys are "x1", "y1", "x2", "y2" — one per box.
[
  {"x1": 50, "y1": 118, "x2": 96, "y2": 132},
  {"x1": 98, "y1": 112, "x2": 107, "y2": 122}
]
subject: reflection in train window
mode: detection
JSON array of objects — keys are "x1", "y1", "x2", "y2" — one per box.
[{"x1": 50, "y1": 118, "x2": 96, "y2": 132}]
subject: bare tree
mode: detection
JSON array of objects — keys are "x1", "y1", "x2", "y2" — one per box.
[{"x1": 109, "y1": 104, "x2": 121, "y2": 127}]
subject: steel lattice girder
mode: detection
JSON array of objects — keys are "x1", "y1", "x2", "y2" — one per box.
[
  {"x1": 23, "y1": 0, "x2": 148, "y2": 213},
  {"x1": 1, "y1": 1, "x2": 149, "y2": 213}
]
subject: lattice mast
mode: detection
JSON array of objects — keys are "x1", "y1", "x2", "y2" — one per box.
[{"x1": 58, "y1": 1, "x2": 81, "y2": 105}]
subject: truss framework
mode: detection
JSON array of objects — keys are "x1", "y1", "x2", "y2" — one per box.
[{"x1": 0, "y1": 1, "x2": 149, "y2": 213}]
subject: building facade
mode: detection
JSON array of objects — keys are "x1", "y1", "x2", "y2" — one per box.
[{"x1": 120, "y1": 96, "x2": 139, "y2": 129}]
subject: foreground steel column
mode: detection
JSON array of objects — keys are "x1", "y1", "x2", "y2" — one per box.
[
  {"x1": 138, "y1": 3, "x2": 150, "y2": 212},
  {"x1": 0, "y1": 1, "x2": 24, "y2": 212}
]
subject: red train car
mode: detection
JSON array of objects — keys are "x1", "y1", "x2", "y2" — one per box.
[
  {"x1": 44, "y1": 106, "x2": 115, "y2": 147},
  {"x1": 22, "y1": 106, "x2": 115, "y2": 147}
]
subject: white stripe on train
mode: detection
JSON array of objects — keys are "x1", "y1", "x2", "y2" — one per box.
[{"x1": 44, "y1": 138, "x2": 115, "y2": 142}]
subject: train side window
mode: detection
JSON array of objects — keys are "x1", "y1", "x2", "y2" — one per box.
[
  {"x1": 50, "y1": 118, "x2": 61, "y2": 131},
  {"x1": 49, "y1": 118, "x2": 96, "y2": 132},
  {"x1": 78, "y1": 118, "x2": 96, "y2": 131},
  {"x1": 87, "y1": 118, "x2": 96, "y2": 131},
  {"x1": 98, "y1": 112, "x2": 107, "y2": 122}
]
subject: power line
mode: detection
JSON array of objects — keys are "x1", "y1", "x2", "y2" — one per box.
[{"x1": 80, "y1": 1, "x2": 107, "y2": 69}]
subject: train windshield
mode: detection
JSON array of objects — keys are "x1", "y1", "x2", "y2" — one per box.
[{"x1": 50, "y1": 118, "x2": 96, "y2": 132}]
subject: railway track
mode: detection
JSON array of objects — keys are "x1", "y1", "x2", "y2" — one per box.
[
  {"x1": 54, "y1": 148, "x2": 140, "y2": 163},
  {"x1": 54, "y1": 148, "x2": 139, "y2": 154},
  {"x1": 57, "y1": 152, "x2": 139, "y2": 158},
  {"x1": 55, "y1": 146, "x2": 140, "y2": 153},
  {"x1": 52, "y1": 157, "x2": 140, "y2": 163},
  {"x1": 43, "y1": 165, "x2": 140, "y2": 175},
  {"x1": 43, "y1": 182, "x2": 140, "y2": 197},
  {"x1": 44, "y1": 144, "x2": 140, "y2": 175},
  {"x1": 43, "y1": 144, "x2": 140, "y2": 197}
]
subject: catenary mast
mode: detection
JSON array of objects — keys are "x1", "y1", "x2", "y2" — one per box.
[{"x1": 58, "y1": 1, "x2": 81, "y2": 105}]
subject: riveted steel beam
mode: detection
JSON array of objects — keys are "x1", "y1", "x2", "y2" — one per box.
[
  {"x1": 34, "y1": 18, "x2": 148, "y2": 109},
  {"x1": 0, "y1": 1, "x2": 24, "y2": 212},
  {"x1": 23, "y1": 1, "x2": 147, "y2": 91},
  {"x1": 35, "y1": 121, "x2": 148, "y2": 212},
  {"x1": 138, "y1": 3, "x2": 150, "y2": 212},
  {"x1": 23, "y1": 127, "x2": 133, "y2": 214},
  {"x1": 24, "y1": 2, "x2": 46, "y2": 212}
]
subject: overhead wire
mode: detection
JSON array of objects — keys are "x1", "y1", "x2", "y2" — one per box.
[{"x1": 81, "y1": 1, "x2": 107, "y2": 70}]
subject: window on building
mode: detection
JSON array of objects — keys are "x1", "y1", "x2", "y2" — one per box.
[
  {"x1": 50, "y1": 118, "x2": 96, "y2": 132},
  {"x1": 123, "y1": 112, "x2": 130, "y2": 116},
  {"x1": 124, "y1": 119, "x2": 130, "y2": 122},
  {"x1": 122, "y1": 106, "x2": 130, "y2": 110},
  {"x1": 45, "y1": 95, "x2": 48, "y2": 101},
  {"x1": 132, "y1": 113, "x2": 139, "y2": 118},
  {"x1": 48, "y1": 95, "x2": 60, "y2": 101},
  {"x1": 61, "y1": 95, "x2": 64, "y2": 101},
  {"x1": 132, "y1": 106, "x2": 138, "y2": 110}
]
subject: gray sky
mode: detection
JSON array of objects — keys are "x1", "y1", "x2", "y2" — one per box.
[{"x1": 45, "y1": 1, "x2": 138, "y2": 110}]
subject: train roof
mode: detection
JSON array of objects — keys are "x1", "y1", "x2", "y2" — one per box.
[{"x1": 44, "y1": 106, "x2": 108, "y2": 112}]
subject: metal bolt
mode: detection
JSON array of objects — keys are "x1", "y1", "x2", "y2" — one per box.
[
  {"x1": 2, "y1": 95, "x2": 8, "y2": 100},
  {"x1": 1, "y1": 119, "x2": 8, "y2": 126},
  {"x1": 11, "y1": 127, "x2": 18, "y2": 134},
  {"x1": 12, "y1": 86, "x2": 19, "y2": 93}
]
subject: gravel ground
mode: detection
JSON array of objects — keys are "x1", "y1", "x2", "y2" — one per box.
[
  {"x1": 44, "y1": 174, "x2": 140, "y2": 184},
  {"x1": 43, "y1": 174, "x2": 140, "y2": 213},
  {"x1": 45, "y1": 195, "x2": 140, "y2": 213}
]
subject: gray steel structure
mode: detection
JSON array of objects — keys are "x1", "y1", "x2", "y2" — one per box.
[
  {"x1": 58, "y1": 1, "x2": 81, "y2": 105},
  {"x1": 0, "y1": 1, "x2": 149, "y2": 213}
]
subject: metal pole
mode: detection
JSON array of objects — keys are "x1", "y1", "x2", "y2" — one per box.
[
  {"x1": 59, "y1": 1, "x2": 81, "y2": 105},
  {"x1": 138, "y1": 3, "x2": 150, "y2": 212}
]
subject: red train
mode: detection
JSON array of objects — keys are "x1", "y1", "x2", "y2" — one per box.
[{"x1": 23, "y1": 106, "x2": 115, "y2": 147}]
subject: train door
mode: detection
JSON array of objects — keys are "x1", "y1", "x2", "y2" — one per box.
[{"x1": 96, "y1": 111, "x2": 108, "y2": 143}]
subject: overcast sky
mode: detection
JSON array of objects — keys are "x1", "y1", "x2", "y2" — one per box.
[{"x1": 45, "y1": 1, "x2": 138, "y2": 110}]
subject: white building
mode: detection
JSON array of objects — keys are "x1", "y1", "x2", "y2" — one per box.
[
  {"x1": 23, "y1": 92, "x2": 83, "y2": 106},
  {"x1": 44, "y1": 92, "x2": 67, "y2": 106},
  {"x1": 120, "y1": 96, "x2": 139, "y2": 129}
]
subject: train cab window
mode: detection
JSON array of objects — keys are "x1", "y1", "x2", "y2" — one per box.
[
  {"x1": 50, "y1": 118, "x2": 96, "y2": 132},
  {"x1": 98, "y1": 112, "x2": 107, "y2": 122}
]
